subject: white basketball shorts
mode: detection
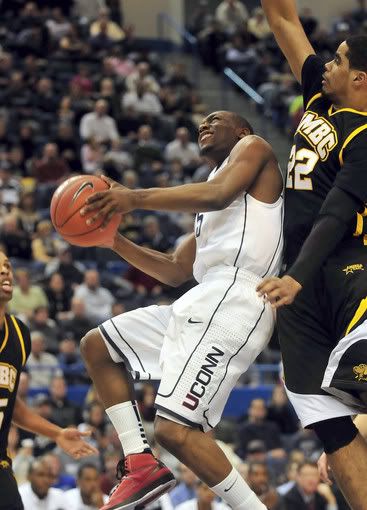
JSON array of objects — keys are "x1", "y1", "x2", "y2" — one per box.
[{"x1": 99, "y1": 266, "x2": 275, "y2": 432}]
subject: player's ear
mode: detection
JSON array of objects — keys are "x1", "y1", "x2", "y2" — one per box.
[
  {"x1": 353, "y1": 71, "x2": 367, "y2": 85},
  {"x1": 238, "y1": 128, "x2": 250, "y2": 139}
]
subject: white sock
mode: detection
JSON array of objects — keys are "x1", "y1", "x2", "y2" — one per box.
[
  {"x1": 106, "y1": 401, "x2": 151, "y2": 456},
  {"x1": 210, "y1": 468, "x2": 266, "y2": 510}
]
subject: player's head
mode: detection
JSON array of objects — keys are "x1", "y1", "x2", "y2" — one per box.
[
  {"x1": 0, "y1": 251, "x2": 13, "y2": 303},
  {"x1": 77, "y1": 464, "x2": 101, "y2": 502},
  {"x1": 198, "y1": 111, "x2": 253, "y2": 163},
  {"x1": 323, "y1": 35, "x2": 367, "y2": 105}
]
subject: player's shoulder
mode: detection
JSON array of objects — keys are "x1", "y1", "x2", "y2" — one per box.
[
  {"x1": 6, "y1": 314, "x2": 31, "y2": 358},
  {"x1": 231, "y1": 134, "x2": 274, "y2": 156}
]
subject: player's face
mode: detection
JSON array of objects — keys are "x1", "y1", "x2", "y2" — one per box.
[
  {"x1": 0, "y1": 252, "x2": 13, "y2": 302},
  {"x1": 322, "y1": 42, "x2": 351, "y2": 104},
  {"x1": 198, "y1": 111, "x2": 239, "y2": 158}
]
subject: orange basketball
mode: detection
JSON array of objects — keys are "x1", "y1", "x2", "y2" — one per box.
[{"x1": 50, "y1": 175, "x2": 121, "y2": 247}]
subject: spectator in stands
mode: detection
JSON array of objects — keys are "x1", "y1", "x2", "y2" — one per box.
[
  {"x1": 17, "y1": 123, "x2": 36, "y2": 161},
  {"x1": 122, "y1": 169, "x2": 139, "y2": 188},
  {"x1": 0, "y1": 52, "x2": 13, "y2": 89},
  {"x1": 3, "y1": 70, "x2": 32, "y2": 111},
  {"x1": 89, "y1": 7, "x2": 125, "y2": 41},
  {"x1": 89, "y1": 20, "x2": 117, "y2": 53},
  {"x1": 276, "y1": 461, "x2": 299, "y2": 496},
  {"x1": 19, "y1": 458, "x2": 65, "y2": 510},
  {"x1": 100, "y1": 451, "x2": 122, "y2": 495},
  {"x1": 7, "y1": 144, "x2": 27, "y2": 177},
  {"x1": 0, "y1": 214, "x2": 32, "y2": 260},
  {"x1": 12, "y1": 192, "x2": 40, "y2": 235},
  {"x1": 247, "y1": 462, "x2": 284, "y2": 510},
  {"x1": 247, "y1": 8, "x2": 271, "y2": 41},
  {"x1": 139, "y1": 215, "x2": 173, "y2": 252},
  {"x1": 53, "y1": 123, "x2": 80, "y2": 171},
  {"x1": 17, "y1": 371, "x2": 31, "y2": 404},
  {"x1": 81, "y1": 136, "x2": 105, "y2": 174},
  {"x1": 133, "y1": 125, "x2": 162, "y2": 170},
  {"x1": 236, "y1": 398, "x2": 286, "y2": 459},
  {"x1": 46, "y1": 7, "x2": 72, "y2": 42},
  {"x1": 61, "y1": 297, "x2": 95, "y2": 340},
  {"x1": 104, "y1": 138, "x2": 133, "y2": 176},
  {"x1": 215, "y1": 0, "x2": 249, "y2": 34},
  {"x1": 27, "y1": 331, "x2": 60, "y2": 389},
  {"x1": 32, "y1": 77, "x2": 58, "y2": 115},
  {"x1": 45, "y1": 243, "x2": 85, "y2": 285},
  {"x1": 170, "y1": 464, "x2": 198, "y2": 507},
  {"x1": 73, "y1": 269, "x2": 115, "y2": 324},
  {"x1": 45, "y1": 272, "x2": 72, "y2": 320},
  {"x1": 13, "y1": 436, "x2": 35, "y2": 486},
  {"x1": 299, "y1": 7, "x2": 318, "y2": 38},
  {"x1": 43, "y1": 452, "x2": 75, "y2": 491},
  {"x1": 80, "y1": 99, "x2": 119, "y2": 143},
  {"x1": 49, "y1": 375, "x2": 80, "y2": 428},
  {"x1": 282, "y1": 461, "x2": 337, "y2": 510},
  {"x1": 164, "y1": 127, "x2": 201, "y2": 169},
  {"x1": 65, "y1": 463, "x2": 108, "y2": 509},
  {"x1": 31, "y1": 220, "x2": 61, "y2": 264},
  {"x1": 126, "y1": 61, "x2": 160, "y2": 94},
  {"x1": 176, "y1": 480, "x2": 228, "y2": 510},
  {"x1": 57, "y1": 337, "x2": 85, "y2": 384},
  {"x1": 32, "y1": 142, "x2": 71, "y2": 184},
  {"x1": 266, "y1": 384, "x2": 299, "y2": 435},
  {"x1": 9, "y1": 268, "x2": 48, "y2": 318},
  {"x1": 122, "y1": 79, "x2": 163, "y2": 117},
  {"x1": 79, "y1": 401, "x2": 107, "y2": 452},
  {"x1": 0, "y1": 163, "x2": 21, "y2": 209},
  {"x1": 30, "y1": 306, "x2": 60, "y2": 354}
]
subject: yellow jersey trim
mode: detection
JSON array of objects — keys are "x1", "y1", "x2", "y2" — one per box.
[
  {"x1": 346, "y1": 297, "x2": 367, "y2": 336},
  {"x1": 10, "y1": 316, "x2": 26, "y2": 366},
  {"x1": 0, "y1": 317, "x2": 9, "y2": 354},
  {"x1": 306, "y1": 93, "x2": 322, "y2": 110},
  {"x1": 339, "y1": 124, "x2": 367, "y2": 165},
  {"x1": 329, "y1": 106, "x2": 367, "y2": 117}
]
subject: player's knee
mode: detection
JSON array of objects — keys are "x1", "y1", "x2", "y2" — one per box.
[
  {"x1": 80, "y1": 328, "x2": 107, "y2": 364},
  {"x1": 154, "y1": 417, "x2": 189, "y2": 452},
  {"x1": 310, "y1": 416, "x2": 358, "y2": 454}
]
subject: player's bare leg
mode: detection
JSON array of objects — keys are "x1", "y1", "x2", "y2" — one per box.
[
  {"x1": 81, "y1": 329, "x2": 176, "y2": 510},
  {"x1": 327, "y1": 433, "x2": 367, "y2": 510},
  {"x1": 155, "y1": 417, "x2": 267, "y2": 510}
]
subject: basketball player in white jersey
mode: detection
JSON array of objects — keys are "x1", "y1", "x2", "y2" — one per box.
[{"x1": 80, "y1": 111, "x2": 284, "y2": 510}]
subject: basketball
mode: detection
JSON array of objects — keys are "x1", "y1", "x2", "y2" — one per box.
[{"x1": 50, "y1": 175, "x2": 121, "y2": 247}]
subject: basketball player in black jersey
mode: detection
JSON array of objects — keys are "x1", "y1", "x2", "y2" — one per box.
[
  {"x1": 0, "y1": 251, "x2": 97, "y2": 510},
  {"x1": 256, "y1": 1, "x2": 367, "y2": 509}
]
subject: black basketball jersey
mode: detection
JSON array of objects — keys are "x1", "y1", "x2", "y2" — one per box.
[
  {"x1": 0, "y1": 314, "x2": 31, "y2": 462},
  {"x1": 284, "y1": 54, "x2": 367, "y2": 266}
]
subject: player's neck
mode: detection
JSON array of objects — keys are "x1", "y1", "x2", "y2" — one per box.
[{"x1": 333, "y1": 95, "x2": 367, "y2": 112}]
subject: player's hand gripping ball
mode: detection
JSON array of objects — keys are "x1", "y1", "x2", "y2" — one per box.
[{"x1": 50, "y1": 175, "x2": 121, "y2": 247}]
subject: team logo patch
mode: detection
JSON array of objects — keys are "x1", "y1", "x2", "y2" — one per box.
[
  {"x1": 296, "y1": 111, "x2": 337, "y2": 161},
  {"x1": 0, "y1": 460, "x2": 10, "y2": 469},
  {"x1": 353, "y1": 364, "x2": 367, "y2": 382},
  {"x1": 343, "y1": 264, "x2": 364, "y2": 275}
]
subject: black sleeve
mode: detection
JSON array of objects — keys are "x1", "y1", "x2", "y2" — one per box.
[
  {"x1": 335, "y1": 130, "x2": 367, "y2": 203},
  {"x1": 301, "y1": 54, "x2": 324, "y2": 108},
  {"x1": 286, "y1": 187, "x2": 363, "y2": 286}
]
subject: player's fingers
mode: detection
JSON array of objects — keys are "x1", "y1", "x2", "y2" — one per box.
[
  {"x1": 78, "y1": 431, "x2": 92, "y2": 437},
  {"x1": 271, "y1": 296, "x2": 290, "y2": 309},
  {"x1": 85, "y1": 191, "x2": 108, "y2": 205},
  {"x1": 86, "y1": 204, "x2": 112, "y2": 225},
  {"x1": 257, "y1": 282, "x2": 279, "y2": 297},
  {"x1": 100, "y1": 209, "x2": 116, "y2": 229},
  {"x1": 100, "y1": 175, "x2": 116, "y2": 188},
  {"x1": 256, "y1": 278, "x2": 276, "y2": 294}
]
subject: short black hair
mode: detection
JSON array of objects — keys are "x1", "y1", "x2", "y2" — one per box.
[
  {"x1": 346, "y1": 35, "x2": 367, "y2": 72},
  {"x1": 248, "y1": 461, "x2": 268, "y2": 474},
  {"x1": 230, "y1": 112, "x2": 254, "y2": 135},
  {"x1": 77, "y1": 463, "x2": 99, "y2": 479}
]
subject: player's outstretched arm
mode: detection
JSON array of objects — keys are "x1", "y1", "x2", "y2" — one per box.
[
  {"x1": 261, "y1": 0, "x2": 315, "y2": 82},
  {"x1": 81, "y1": 136, "x2": 274, "y2": 226},
  {"x1": 103, "y1": 231, "x2": 196, "y2": 287},
  {"x1": 12, "y1": 396, "x2": 98, "y2": 459}
]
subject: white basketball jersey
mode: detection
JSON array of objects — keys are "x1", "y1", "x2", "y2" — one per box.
[{"x1": 193, "y1": 157, "x2": 284, "y2": 283}]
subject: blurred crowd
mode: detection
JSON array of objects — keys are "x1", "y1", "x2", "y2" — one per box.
[
  {"x1": 188, "y1": 0, "x2": 367, "y2": 135},
  {"x1": 0, "y1": 1, "x2": 355, "y2": 509}
]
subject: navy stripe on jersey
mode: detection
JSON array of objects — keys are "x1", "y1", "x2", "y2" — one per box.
[
  {"x1": 155, "y1": 403, "x2": 204, "y2": 431},
  {"x1": 110, "y1": 319, "x2": 146, "y2": 372},
  {"x1": 233, "y1": 193, "x2": 248, "y2": 266}
]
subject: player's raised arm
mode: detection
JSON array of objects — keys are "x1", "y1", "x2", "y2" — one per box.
[
  {"x1": 261, "y1": 0, "x2": 315, "y2": 83},
  {"x1": 81, "y1": 136, "x2": 278, "y2": 226}
]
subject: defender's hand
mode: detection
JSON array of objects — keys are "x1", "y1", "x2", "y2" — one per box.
[
  {"x1": 80, "y1": 176, "x2": 134, "y2": 228},
  {"x1": 256, "y1": 275, "x2": 302, "y2": 309},
  {"x1": 56, "y1": 428, "x2": 98, "y2": 459}
]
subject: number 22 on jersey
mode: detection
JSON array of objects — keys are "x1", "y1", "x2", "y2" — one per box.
[{"x1": 286, "y1": 145, "x2": 319, "y2": 191}]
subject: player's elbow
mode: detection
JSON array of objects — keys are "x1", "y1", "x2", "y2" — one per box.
[{"x1": 205, "y1": 188, "x2": 232, "y2": 211}]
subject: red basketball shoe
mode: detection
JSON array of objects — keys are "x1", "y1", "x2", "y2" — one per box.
[{"x1": 100, "y1": 453, "x2": 176, "y2": 510}]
